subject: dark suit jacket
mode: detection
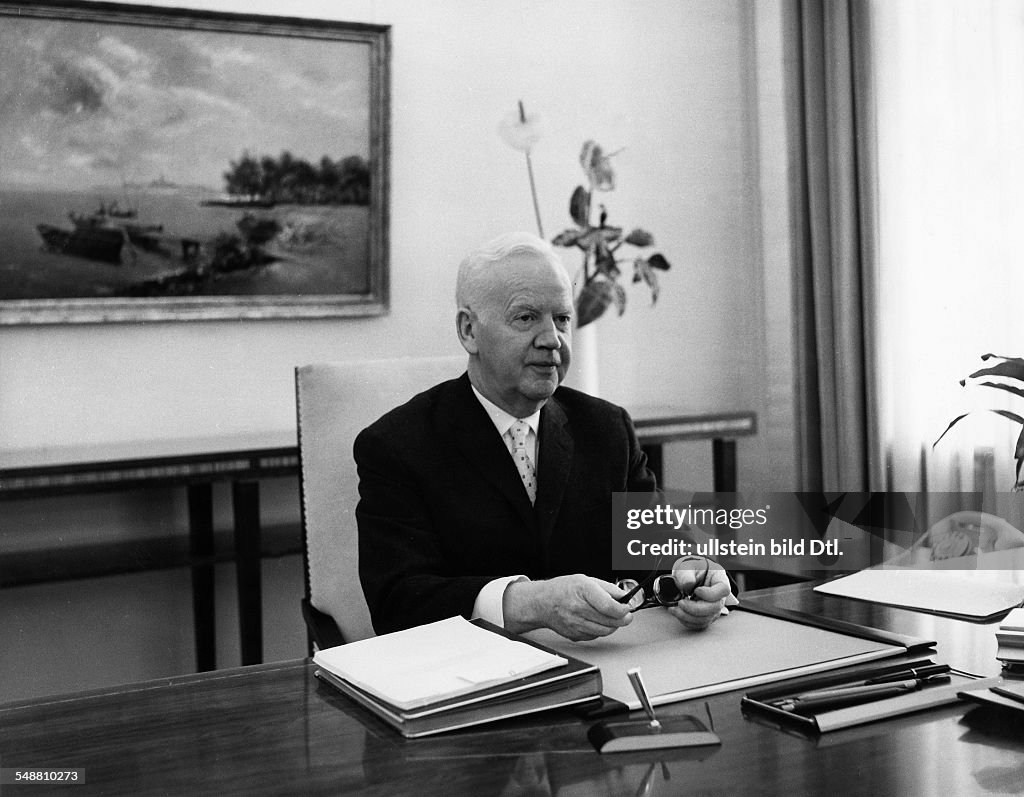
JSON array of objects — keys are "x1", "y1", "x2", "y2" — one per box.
[{"x1": 355, "y1": 373, "x2": 657, "y2": 634}]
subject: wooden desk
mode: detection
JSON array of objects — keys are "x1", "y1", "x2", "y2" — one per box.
[
  {"x1": 0, "y1": 582, "x2": 1019, "y2": 796},
  {"x1": 0, "y1": 433, "x2": 299, "y2": 672}
]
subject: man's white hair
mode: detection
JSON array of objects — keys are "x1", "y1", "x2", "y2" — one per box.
[{"x1": 456, "y1": 231, "x2": 567, "y2": 310}]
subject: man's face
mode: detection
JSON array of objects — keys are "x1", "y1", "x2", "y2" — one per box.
[{"x1": 464, "y1": 253, "x2": 574, "y2": 417}]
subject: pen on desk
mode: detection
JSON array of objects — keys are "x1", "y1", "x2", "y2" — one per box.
[
  {"x1": 772, "y1": 679, "x2": 924, "y2": 713},
  {"x1": 789, "y1": 671, "x2": 951, "y2": 702},
  {"x1": 863, "y1": 664, "x2": 950, "y2": 685},
  {"x1": 626, "y1": 667, "x2": 661, "y2": 729},
  {"x1": 789, "y1": 663, "x2": 951, "y2": 693}
]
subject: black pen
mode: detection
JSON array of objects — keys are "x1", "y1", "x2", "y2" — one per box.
[
  {"x1": 777, "y1": 666, "x2": 950, "y2": 705},
  {"x1": 863, "y1": 664, "x2": 950, "y2": 685},
  {"x1": 773, "y1": 680, "x2": 919, "y2": 713}
]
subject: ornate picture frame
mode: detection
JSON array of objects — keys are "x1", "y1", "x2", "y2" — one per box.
[{"x1": 0, "y1": 1, "x2": 389, "y2": 324}]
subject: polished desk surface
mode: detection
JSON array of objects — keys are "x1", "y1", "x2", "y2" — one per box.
[{"x1": 1, "y1": 583, "x2": 1023, "y2": 796}]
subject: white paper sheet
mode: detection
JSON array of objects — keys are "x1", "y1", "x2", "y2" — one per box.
[
  {"x1": 313, "y1": 616, "x2": 566, "y2": 710},
  {"x1": 814, "y1": 568, "x2": 1024, "y2": 619}
]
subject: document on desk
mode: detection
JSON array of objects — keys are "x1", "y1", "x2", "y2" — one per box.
[
  {"x1": 313, "y1": 616, "x2": 567, "y2": 710},
  {"x1": 525, "y1": 608, "x2": 904, "y2": 709},
  {"x1": 814, "y1": 568, "x2": 1024, "y2": 621}
]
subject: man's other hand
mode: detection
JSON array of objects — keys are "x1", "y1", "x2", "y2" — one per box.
[
  {"x1": 667, "y1": 558, "x2": 737, "y2": 631},
  {"x1": 502, "y1": 575, "x2": 638, "y2": 640}
]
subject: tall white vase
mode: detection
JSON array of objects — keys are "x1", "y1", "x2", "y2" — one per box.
[{"x1": 567, "y1": 321, "x2": 599, "y2": 396}]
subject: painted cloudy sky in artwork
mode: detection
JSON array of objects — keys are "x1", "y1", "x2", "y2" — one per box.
[{"x1": 0, "y1": 15, "x2": 370, "y2": 192}]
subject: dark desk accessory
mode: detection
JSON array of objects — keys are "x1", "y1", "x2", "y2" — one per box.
[
  {"x1": 959, "y1": 679, "x2": 1024, "y2": 717},
  {"x1": 743, "y1": 658, "x2": 980, "y2": 734},
  {"x1": 771, "y1": 670, "x2": 952, "y2": 714},
  {"x1": 588, "y1": 667, "x2": 722, "y2": 753}
]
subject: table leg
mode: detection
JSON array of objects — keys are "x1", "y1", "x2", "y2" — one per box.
[
  {"x1": 232, "y1": 480, "x2": 263, "y2": 665},
  {"x1": 187, "y1": 484, "x2": 216, "y2": 672},
  {"x1": 643, "y1": 443, "x2": 664, "y2": 486},
  {"x1": 712, "y1": 438, "x2": 737, "y2": 493}
]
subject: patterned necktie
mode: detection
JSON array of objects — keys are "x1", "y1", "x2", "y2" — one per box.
[{"x1": 508, "y1": 420, "x2": 537, "y2": 505}]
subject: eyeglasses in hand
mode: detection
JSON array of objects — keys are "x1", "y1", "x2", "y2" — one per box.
[{"x1": 616, "y1": 555, "x2": 710, "y2": 610}]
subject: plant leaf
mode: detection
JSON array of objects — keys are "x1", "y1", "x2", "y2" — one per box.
[
  {"x1": 967, "y1": 360, "x2": 1024, "y2": 383},
  {"x1": 648, "y1": 253, "x2": 671, "y2": 271},
  {"x1": 551, "y1": 229, "x2": 584, "y2": 247},
  {"x1": 981, "y1": 353, "x2": 1024, "y2": 365},
  {"x1": 934, "y1": 409, "x2": 1024, "y2": 448},
  {"x1": 612, "y1": 283, "x2": 627, "y2": 316},
  {"x1": 990, "y1": 409, "x2": 1024, "y2": 426},
  {"x1": 976, "y1": 381, "x2": 1024, "y2": 401},
  {"x1": 933, "y1": 414, "x2": 970, "y2": 448},
  {"x1": 579, "y1": 140, "x2": 616, "y2": 191},
  {"x1": 1016, "y1": 425, "x2": 1024, "y2": 460},
  {"x1": 633, "y1": 257, "x2": 660, "y2": 304},
  {"x1": 624, "y1": 228, "x2": 654, "y2": 247},
  {"x1": 576, "y1": 227, "x2": 623, "y2": 250},
  {"x1": 569, "y1": 186, "x2": 590, "y2": 228},
  {"x1": 576, "y1": 279, "x2": 614, "y2": 328}
]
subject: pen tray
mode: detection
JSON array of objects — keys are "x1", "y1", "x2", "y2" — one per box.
[{"x1": 741, "y1": 657, "x2": 977, "y2": 734}]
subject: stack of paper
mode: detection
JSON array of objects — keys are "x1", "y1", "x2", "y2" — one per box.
[
  {"x1": 313, "y1": 617, "x2": 601, "y2": 736},
  {"x1": 314, "y1": 616, "x2": 567, "y2": 709}
]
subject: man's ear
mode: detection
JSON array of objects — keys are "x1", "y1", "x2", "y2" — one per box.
[{"x1": 456, "y1": 308, "x2": 479, "y2": 354}]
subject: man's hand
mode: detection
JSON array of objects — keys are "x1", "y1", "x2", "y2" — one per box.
[
  {"x1": 666, "y1": 558, "x2": 737, "y2": 631},
  {"x1": 503, "y1": 575, "x2": 640, "y2": 640}
]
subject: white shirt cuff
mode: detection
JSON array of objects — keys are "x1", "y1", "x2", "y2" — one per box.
[{"x1": 472, "y1": 575, "x2": 527, "y2": 627}]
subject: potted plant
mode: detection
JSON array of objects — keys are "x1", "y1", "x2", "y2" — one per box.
[
  {"x1": 934, "y1": 353, "x2": 1024, "y2": 491},
  {"x1": 551, "y1": 141, "x2": 671, "y2": 327}
]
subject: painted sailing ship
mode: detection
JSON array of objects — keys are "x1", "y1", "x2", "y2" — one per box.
[{"x1": 36, "y1": 202, "x2": 168, "y2": 264}]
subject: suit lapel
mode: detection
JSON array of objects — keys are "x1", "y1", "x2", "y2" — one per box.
[
  {"x1": 445, "y1": 375, "x2": 537, "y2": 528},
  {"x1": 535, "y1": 395, "x2": 573, "y2": 551}
]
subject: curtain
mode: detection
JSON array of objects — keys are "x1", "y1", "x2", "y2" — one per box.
[
  {"x1": 792, "y1": 0, "x2": 879, "y2": 492},
  {"x1": 869, "y1": 0, "x2": 1024, "y2": 506}
]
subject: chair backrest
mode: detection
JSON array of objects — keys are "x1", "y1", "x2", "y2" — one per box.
[{"x1": 295, "y1": 356, "x2": 466, "y2": 645}]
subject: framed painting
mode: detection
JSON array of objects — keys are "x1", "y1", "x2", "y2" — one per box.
[{"x1": 0, "y1": 1, "x2": 389, "y2": 324}]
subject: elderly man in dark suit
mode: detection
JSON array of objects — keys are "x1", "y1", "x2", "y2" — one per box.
[{"x1": 356, "y1": 232, "x2": 732, "y2": 639}]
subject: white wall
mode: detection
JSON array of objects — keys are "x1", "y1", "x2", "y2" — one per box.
[{"x1": 0, "y1": 0, "x2": 785, "y2": 484}]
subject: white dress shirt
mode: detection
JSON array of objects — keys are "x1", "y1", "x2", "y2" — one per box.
[{"x1": 469, "y1": 385, "x2": 540, "y2": 627}]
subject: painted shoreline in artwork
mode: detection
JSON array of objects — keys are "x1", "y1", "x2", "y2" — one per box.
[{"x1": 0, "y1": 186, "x2": 370, "y2": 300}]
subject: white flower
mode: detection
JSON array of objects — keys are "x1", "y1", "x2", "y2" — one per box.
[{"x1": 499, "y1": 103, "x2": 543, "y2": 153}]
